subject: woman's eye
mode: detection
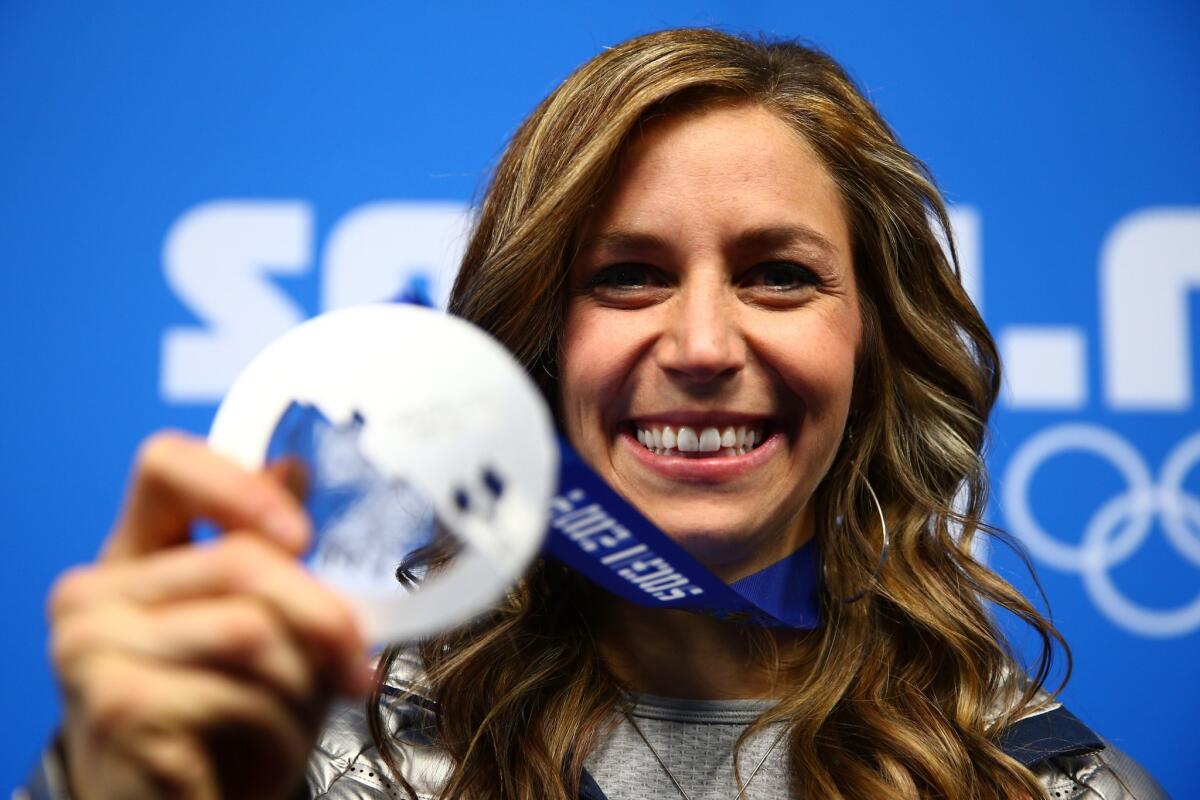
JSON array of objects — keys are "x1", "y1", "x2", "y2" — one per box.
[
  {"x1": 589, "y1": 263, "x2": 657, "y2": 290},
  {"x1": 744, "y1": 262, "x2": 820, "y2": 291}
]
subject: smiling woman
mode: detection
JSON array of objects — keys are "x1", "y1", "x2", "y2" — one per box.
[
  {"x1": 28, "y1": 26, "x2": 1167, "y2": 800},
  {"x1": 561, "y1": 104, "x2": 860, "y2": 581}
]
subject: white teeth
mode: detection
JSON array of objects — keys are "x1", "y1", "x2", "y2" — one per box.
[
  {"x1": 635, "y1": 423, "x2": 764, "y2": 455},
  {"x1": 676, "y1": 426, "x2": 699, "y2": 452},
  {"x1": 661, "y1": 425, "x2": 676, "y2": 450}
]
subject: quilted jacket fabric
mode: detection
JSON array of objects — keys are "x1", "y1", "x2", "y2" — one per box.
[{"x1": 303, "y1": 652, "x2": 1170, "y2": 800}]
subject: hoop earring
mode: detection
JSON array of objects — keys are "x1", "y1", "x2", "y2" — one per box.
[{"x1": 838, "y1": 478, "x2": 889, "y2": 604}]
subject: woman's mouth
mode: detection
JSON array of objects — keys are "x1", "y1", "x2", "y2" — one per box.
[
  {"x1": 633, "y1": 423, "x2": 766, "y2": 457},
  {"x1": 618, "y1": 417, "x2": 783, "y2": 483}
]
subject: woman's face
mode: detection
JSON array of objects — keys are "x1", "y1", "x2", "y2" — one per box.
[{"x1": 561, "y1": 103, "x2": 861, "y2": 581}]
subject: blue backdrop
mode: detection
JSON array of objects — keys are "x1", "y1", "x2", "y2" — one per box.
[{"x1": 3, "y1": 2, "x2": 1197, "y2": 796}]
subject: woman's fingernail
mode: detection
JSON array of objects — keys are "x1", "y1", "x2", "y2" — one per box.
[{"x1": 262, "y1": 511, "x2": 310, "y2": 550}]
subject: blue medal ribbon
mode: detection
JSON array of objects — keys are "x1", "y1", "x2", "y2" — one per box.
[{"x1": 548, "y1": 439, "x2": 822, "y2": 629}]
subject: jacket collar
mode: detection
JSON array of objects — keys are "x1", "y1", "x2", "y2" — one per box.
[{"x1": 997, "y1": 703, "x2": 1106, "y2": 767}]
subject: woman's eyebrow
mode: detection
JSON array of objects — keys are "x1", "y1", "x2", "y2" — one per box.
[
  {"x1": 578, "y1": 229, "x2": 672, "y2": 255},
  {"x1": 733, "y1": 224, "x2": 840, "y2": 260}
]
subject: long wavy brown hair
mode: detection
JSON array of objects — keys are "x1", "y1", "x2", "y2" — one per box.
[{"x1": 370, "y1": 28, "x2": 1067, "y2": 799}]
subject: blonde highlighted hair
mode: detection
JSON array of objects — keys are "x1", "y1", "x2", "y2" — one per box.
[{"x1": 372, "y1": 28, "x2": 1066, "y2": 799}]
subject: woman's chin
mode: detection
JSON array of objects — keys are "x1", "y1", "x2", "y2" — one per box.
[{"x1": 653, "y1": 523, "x2": 780, "y2": 583}]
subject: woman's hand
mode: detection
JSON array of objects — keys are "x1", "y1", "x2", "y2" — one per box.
[{"x1": 48, "y1": 431, "x2": 371, "y2": 800}]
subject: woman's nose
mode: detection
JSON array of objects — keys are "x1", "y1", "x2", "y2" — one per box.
[{"x1": 655, "y1": 282, "x2": 746, "y2": 384}]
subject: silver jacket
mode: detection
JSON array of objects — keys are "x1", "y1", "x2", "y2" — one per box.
[
  {"x1": 23, "y1": 651, "x2": 1171, "y2": 800},
  {"x1": 306, "y1": 653, "x2": 1170, "y2": 800}
]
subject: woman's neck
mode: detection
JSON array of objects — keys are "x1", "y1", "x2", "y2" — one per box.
[{"x1": 593, "y1": 592, "x2": 814, "y2": 699}]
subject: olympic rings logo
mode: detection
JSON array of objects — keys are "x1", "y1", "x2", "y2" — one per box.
[{"x1": 1002, "y1": 424, "x2": 1200, "y2": 638}]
